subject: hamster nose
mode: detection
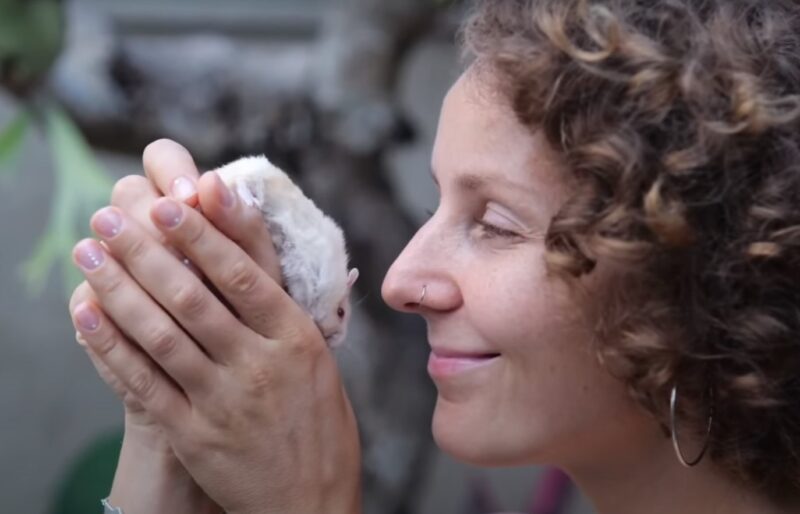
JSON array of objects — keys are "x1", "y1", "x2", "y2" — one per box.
[{"x1": 324, "y1": 331, "x2": 343, "y2": 348}]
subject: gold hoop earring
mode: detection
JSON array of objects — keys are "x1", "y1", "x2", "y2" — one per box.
[{"x1": 670, "y1": 384, "x2": 714, "y2": 467}]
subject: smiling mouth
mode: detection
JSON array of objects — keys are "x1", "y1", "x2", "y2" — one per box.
[
  {"x1": 432, "y1": 349, "x2": 501, "y2": 359},
  {"x1": 427, "y1": 351, "x2": 501, "y2": 377}
]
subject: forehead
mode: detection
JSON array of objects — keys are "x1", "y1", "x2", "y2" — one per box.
[{"x1": 431, "y1": 70, "x2": 569, "y2": 203}]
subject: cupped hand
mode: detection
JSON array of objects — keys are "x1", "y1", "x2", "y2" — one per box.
[
  {"x1": 70, "y1": 154, "x2": 362, "y2": 514},
  {"x1": 70, "y1": 139, "x2": 279, "y2": 430},
  {"x1": 69, "y1": 140, "x2": 284, "y2": 513}
]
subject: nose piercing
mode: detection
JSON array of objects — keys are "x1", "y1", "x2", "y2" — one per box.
[{"x1": 418, "y1": 285, "x2": 427, "y2": 306}]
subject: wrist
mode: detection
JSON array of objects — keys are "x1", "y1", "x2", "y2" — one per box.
[
  {"x1": 230, "y1": 476, "x2": 361, "y2": 514},
  {"x1": 121, "y1": 413, "x2": 175, "y2": 458},
  {"x1": 323, "y1": 469, "x2": 362, "y2": 514},
  {"x1": 107, "y1": 421, "x2": 221, "y2": 514}
]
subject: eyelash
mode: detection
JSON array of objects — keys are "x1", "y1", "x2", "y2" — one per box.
[
  {"x1": 476, "y1": 220, "x2": 520, "y2": 239},
  {"x1": 424, "y1": 209, "x2": 520, "y2": 239}
]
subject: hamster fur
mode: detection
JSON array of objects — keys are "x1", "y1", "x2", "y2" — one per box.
[{"x1": 213, "y1": 156, "x2": 359, "y2": 348}]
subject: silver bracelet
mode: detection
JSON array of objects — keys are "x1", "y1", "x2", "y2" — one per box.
[{"x1": 101, "y1": 497, "x2": 124, "y2": 514}]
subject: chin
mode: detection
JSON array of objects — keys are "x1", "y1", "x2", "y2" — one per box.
[{"x1": 431, "y1": 400, "x2": 537, "y2": 467}]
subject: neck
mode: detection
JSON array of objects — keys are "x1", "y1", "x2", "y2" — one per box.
[{"x1": 559, "y1": 423, "x2": 793, "y2": 514}]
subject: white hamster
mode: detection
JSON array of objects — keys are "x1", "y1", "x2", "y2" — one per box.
[{"x1": 213, "y1": 156, "x2": 359, "y2": 348}]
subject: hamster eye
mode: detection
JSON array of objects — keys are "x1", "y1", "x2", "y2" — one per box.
[{"x1": 337, "y1": 307, "x2": 345, "y2": 318}]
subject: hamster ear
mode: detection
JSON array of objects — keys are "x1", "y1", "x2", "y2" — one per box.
[{"x1": 347, "y1": 268, "x2": 359, "y2": 288}]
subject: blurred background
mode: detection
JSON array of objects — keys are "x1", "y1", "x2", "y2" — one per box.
[{"x1": 0, "y1": 1, "x2": 596, "y2": 513}]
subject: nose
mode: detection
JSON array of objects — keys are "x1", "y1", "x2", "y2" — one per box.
[{"x1": 381, "y1": 219, "x2": 461, "y2": 313}]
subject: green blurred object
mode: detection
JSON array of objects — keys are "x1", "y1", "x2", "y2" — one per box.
[
  {"x1": 0, "y1": 108, "x2": 28, "y2": 175},
  {"x1": 19, "y1": 104, "x2": 113, "y2": 297},
  {"x1": 0, "y1": 0, "x2": 64, "y2": 96},
  {"x1": 48, "y1": 428, "x2": 123, "y2": 514}
]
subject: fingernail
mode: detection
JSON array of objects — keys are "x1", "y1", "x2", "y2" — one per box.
[
  {"x1": 74, "y1": 303, "x2": 100, "y2": 332},
  {"x1": 74, "y1": 240, "x2": 105, "y2": 270},
  {"x1": 154, "y1": 199, "x2": 183, "y2": 228},
  {"x1": 171, "y1": 176, "x2": 197, "y2": 202},
  {"x1": 92, "y1": 207, "x2": 122, "y2": 239},
  {"x1": 214, "y1": 172, "x2": 236, "y2": 208},
  {"x1": 74, "y1": 331, "x2": 88, "y2": 347}
]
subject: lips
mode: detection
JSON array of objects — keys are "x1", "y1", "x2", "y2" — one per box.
[{"x1": 427, "y1": 348, "x2": 501, "y2": 377}]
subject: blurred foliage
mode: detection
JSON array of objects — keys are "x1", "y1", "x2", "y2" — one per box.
[
  {"x1": 0, "y1": 0, "x2": 112, "y2": 297},
  {"x1": 18, "y1": 106, "x2": 113, "y2": 296},
  {"x1": 0, "y1": 106, "x2": 112, "y2": 297},
  {"x1": 48, "y1": 428, "x2": 123, "y2": 514},
  {"x1": 0, "y1": 0, "x2": 63, "y2": 96},
  {"x1": 0, "y1": 108, "x2": 28, "y2": 175}
]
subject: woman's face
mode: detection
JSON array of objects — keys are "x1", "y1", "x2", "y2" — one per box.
[{"x1": 382, "y1": 70, "x2": 655, "y2": 468}]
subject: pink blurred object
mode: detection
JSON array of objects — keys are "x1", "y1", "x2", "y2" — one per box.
[
  {"x1": 462, "y1": 475, "x2": 500, "y2": 514},
  {"x1": 462, "y1": 467, "x2": 573, "y2": 514},
  {"x1": 528, "y1": 467, "x2": 572, "y2": 514}
]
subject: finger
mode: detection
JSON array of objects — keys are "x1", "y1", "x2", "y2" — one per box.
[
  {"x1": 142, "y1": 139, "x2": 201, "y2": 206},
  {"x1": 73, "y1": 285, "x2": 148, "y2": 413},
  {"x1": 90, "y1": 206, "x2": 250, "y2": 364},
  {"x1": 110, "y1": 173, "x2": 203, "y2": 278},
  {"x1": 69, "y1": 280, "x2": 94, "y2": 313},
  {"x1": 150, "y1": 197, "x2": 307, "y2": 341},
  {"x1": 77, "y1": 330, "x2": 147, "y2": 413},
  {"x1": 72, "y1": 237, "x2": 218, "y2": 392},
  {"x1": 71, "y1": 300, "x2": 189, "y2": 429},
  {"x1": 197, "y1": 171, "x2": 283, "y2": 287}
]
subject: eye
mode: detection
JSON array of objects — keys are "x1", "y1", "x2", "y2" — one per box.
[
  {"x1": 337, "y1": 307, "x2": 345, "y2": 318},
  {"x1": 476, "y1": 204, "x2": 524, "y2": 239},
  {"x1": 476, "y1": 220, "x2": 521, "y2": 239}
]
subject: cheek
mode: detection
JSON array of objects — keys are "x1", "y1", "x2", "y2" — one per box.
[
  {"x1": 461, "y1": 253, "x2": 630, "y2": 451},
  {"x1": 434, "y1": 249, "x2": 656, "y2": 466},
  {"x1": 469, "y1": 249, "x2": 575, "y2": 351}
]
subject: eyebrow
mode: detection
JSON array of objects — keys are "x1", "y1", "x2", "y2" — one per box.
[{"x1": 429, "y1": 167, "x2": 534, "y2": 195}]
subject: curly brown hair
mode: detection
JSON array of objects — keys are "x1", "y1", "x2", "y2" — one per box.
[{"x1": 461, "y1": 0, "x2": 800, "y2": 504}]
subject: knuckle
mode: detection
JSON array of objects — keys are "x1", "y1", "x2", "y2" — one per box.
[
  {"x1": 129, "y1": 368, "x2": 158, "y2": 401},
  {"x1": 125, "y1": 237, "x2": 149, "y2": 263},
  {"x1": 205, "y1": 399, "x2": 235, "y2": 430},
  {"x1": 180, "y1": 430, "x2": 222, "y2": 465},
  {"x1": 185, "y1": 218, "x2": 207, "y2": 247},
  {"x1": 172, "y1": 282, "x2": 208, "y2": 319},
  {"x1": 93, "y1": 330, "x2": 118, "y2": 356},
  {"x1": 276, "y1": 313, "x2": 320, "y2": 348},
  {"x1": 69, "y1": 281, "x2": 92, "y2": 311},
  {"x1": 243, "y1": 207, "x2": 268, "y2": 234},
  {"x1": 143, "y1": 324, "x2": 180, "y2": 360},
  {"x1": 245, "y1": 362, "x2": 275, "y2": 395},
  {"x1": 224, "y1": 259, "x2": 261, "y2": 297},
  {"x1": 111, "y1": 175, "x2": 149, "y2": 206},
  {"x1": 97, "y1": 275, "x2": 125, "y2": 297},
  {"x1": 287, "y1": 330, "x2": 323, "y2": 360}
]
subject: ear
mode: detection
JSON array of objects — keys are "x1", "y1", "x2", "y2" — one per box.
[{"x1": 347, "y1": 268, "x2": 359, "y2": 289}]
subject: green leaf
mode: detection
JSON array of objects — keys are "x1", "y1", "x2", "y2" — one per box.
[
  {"x1": 20, "y1": 104, "x2": 113, "y2": 296},
  {"x1": 0, "y1": 109, "x2": 29, "y2": 175},
  {"x1": 0, "y1": 0, "x2": 64, "y2": 87},
  {"x1": 48, "y1": 428, "x2": 123, "y2": 514}
]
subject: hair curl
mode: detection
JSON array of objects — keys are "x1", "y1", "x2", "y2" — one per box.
[{"x1": 462, "y1": 0, "x2": 800, "y2": 504}]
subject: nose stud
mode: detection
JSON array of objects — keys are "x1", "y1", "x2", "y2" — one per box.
[{"x1": 418, "y1": 285, "x2": 427, "y2": 306}]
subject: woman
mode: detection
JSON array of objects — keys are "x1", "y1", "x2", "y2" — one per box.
[{"x1": 69, "y1": 0, "x2": 800, "y2": 512}]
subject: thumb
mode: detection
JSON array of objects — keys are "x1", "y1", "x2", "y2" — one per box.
[{"x1": 196, "y1": 171, "x2": 284, "y2": 288}]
